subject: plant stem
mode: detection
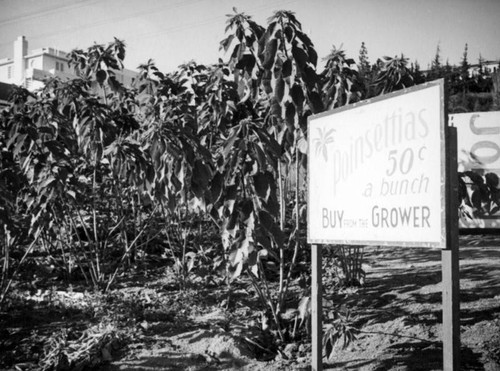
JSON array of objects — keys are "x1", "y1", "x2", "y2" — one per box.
[
  {"x1": 0, "y1": 234, "x2": 39, "y2": 304},
  {"x1": 92, "y1": 157, "x2": 101, "y2": 284},
  {"x1": 278, "y1": 160, "x2": 284, "y2": 298},
  {"x1": 105, "y1": 204, "x2": 158, "y2": 292},
  {"x1": 258, "y1": 260, "x2": 285, "y2": 343}
]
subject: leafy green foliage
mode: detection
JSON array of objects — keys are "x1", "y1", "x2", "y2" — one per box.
[
  {"x1": 459, "y1": 171, "x2": 500, "y2": 220},
  {"x1": 321, "y1": 45, "x2": 361, "y2": 109},
  {"x1": 373, "y1": 54, "x2": 414, "y2": 94},
  {"x1": 323, "y1": 310, "x2": 358, "y2": 359},
  {"x1": 1, "y1": 8, "x2": 498, "y2": 367}
]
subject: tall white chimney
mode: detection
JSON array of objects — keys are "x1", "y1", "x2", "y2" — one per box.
[{"x1": 13, "y1": 36, "x2": 28, "y2": 85}]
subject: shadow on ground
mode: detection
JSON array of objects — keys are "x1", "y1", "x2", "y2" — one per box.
[
  {"x1": 323, "y1": 236, "x2": 500, "y2": 370},
  {"x1": 102, "y1": 352, "x2": 248, "y2": 371}
]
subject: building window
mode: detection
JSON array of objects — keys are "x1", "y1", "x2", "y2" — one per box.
[
  {"x1": 8, "y1": 66, "x2": 12, "y2": 79},
  {"x1": 55, "y1": 61, "x2": 59, "y2": 71},
  {"x1": 60, "y1": 63, "x2": 64, "y2": 72}
]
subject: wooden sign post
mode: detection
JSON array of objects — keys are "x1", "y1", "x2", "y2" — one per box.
[
  {"x1": 307, "y1": 80, "x2": 459, "y2": 370},
  {"x1": 311, "y1": 244, "x2": 323, "y2": 371},
  {"x1": 443, "y1": 125, "x2": 460, "y2": 370}
]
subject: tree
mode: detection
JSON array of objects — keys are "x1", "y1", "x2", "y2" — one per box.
[
  {"x1": 459, "y1": 43, "x2": 471, "y2": 94},
  {"x1": 358, "y1": 42, "x2": 372, "y2": 98},
  {"x1": 411, "y1": 60, "x2": 426, "y2": 85},
  {"x1": 443, "y1": 58, "x2": 460, "y2": 92},
  {"x1": 461, "y1": 44, "x2": 470, "y2": 77},
  {"x1": 321, "y1": 44, "x2": 361, "y2": 108},
  {"x1": 372, "y1": 54, "x2": 414, "y2": 94},
  {"x1": 218, "y1": 8, "x2": 322, "y2": 343},
  {"x1": 429, "y1": 42, "x2": 443, "y2": 80},
  {"x1": 1, "y1": 39, "x2": 170, "y2": 292},
  {"x1": 358, "y1": 42, "x2": 370, "y2": 75},
  {"x1": 478, "y1": 54, "x2": 485, "y2": 75}
]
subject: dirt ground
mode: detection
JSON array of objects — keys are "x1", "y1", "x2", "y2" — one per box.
[
  {"x1": 98, "y1": 234, "x2": 500, "y2": 371},
  {"x1": 1, "y1": 234, "x2": 500, "y2": 371},
  {"x1": 321, "y1": 234, "x2": 500, "y2": 371}
]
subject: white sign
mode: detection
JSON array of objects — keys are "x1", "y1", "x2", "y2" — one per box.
[
  {"x1": 308, "y1": 81, "x2": 446, "y2": 248},
  {"x1": 453, "y1": 111, "x2": 500, "y2": 229}
]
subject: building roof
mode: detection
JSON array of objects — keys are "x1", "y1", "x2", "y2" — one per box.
[
  {"x1": 0, "y1": 58, "x2": 13, "y2": 66},
  {"x1": 0, "y1": 36, "x2": 138, "y2": 89},
  {"x1": 26, "y1": 47, "x2": 69, "y2": 60}
]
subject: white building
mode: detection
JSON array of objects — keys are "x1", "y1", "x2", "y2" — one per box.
[
  {"x1": 468, "y1": 60, "x2": 499, "y2": 77},
  {"x1": 0, "y1": 36, "x2": 137, "y2": 91}
]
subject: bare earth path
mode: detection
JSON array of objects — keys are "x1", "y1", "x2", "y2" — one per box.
[
  {"x1": 99, "y1": 234, "x2": 500, "y2": 371},
  {"x1": 323, "y1": 234, "x2": 500, "y2": 371}
]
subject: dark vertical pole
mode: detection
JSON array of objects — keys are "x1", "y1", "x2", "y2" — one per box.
[
  {"x1": 311, "y1": 244, "x2": 323, "y2": 371},
  {"x1": 442, "y1": 125, "x2": 460, "y2": 370}
]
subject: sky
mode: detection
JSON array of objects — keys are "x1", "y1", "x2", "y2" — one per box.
[{"x1": 0, "y1": 0, "x2": 499, "y2": 74}]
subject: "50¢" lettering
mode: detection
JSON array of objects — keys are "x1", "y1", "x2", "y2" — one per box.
[{"x1": 386, "y1": 147, "x2": 427, "y2": 176}]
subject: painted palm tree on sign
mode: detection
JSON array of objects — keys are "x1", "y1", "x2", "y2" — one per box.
[{"x1": 313, "y1": 127, "x2": 335, "y2": 162}]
